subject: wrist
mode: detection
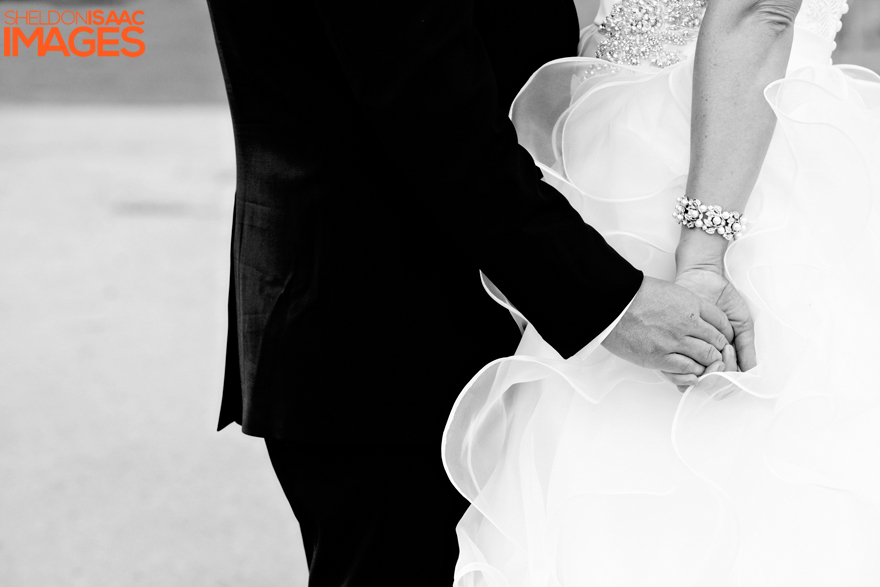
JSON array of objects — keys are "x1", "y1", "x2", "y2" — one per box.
[{"x1": 675, "y1": 228, "x2": 727, "y2": 276}]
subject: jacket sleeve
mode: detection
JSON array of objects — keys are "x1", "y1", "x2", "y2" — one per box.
[{"x1": 310, "y1": 0, "x2": 643, "y2": 358}]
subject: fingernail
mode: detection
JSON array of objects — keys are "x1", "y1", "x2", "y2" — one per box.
[{"x1": 718, "y1": 363, "x2": 725, "y2": 371}]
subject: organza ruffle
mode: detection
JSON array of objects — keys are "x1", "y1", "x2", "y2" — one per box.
[{"x1": 443, "y1": 30, "x2": 880, "y2": 587}]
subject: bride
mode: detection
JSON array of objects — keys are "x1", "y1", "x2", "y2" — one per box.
[{"x1": 442, "y1": 0, "x2": 880, "y2": 584}]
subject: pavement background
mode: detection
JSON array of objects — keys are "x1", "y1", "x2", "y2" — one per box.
[
  {"x1": 0, "y1": 106, "x2": 308, "y2": 587},
  {"x1": 0, "y1": 1, "x2": 877, "y2": 586}
]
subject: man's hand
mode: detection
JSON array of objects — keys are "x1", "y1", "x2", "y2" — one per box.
[
  {"x1": 674, "y1": 267, "x2": 757, "y2": 372},
  {"x1": 601, "y1": 276, "x2": 735, "y2": 384}
]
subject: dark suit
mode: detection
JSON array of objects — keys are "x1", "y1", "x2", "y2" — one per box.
[{"x1": 207, "y1": 0, "x2": 642, "y2": 583}]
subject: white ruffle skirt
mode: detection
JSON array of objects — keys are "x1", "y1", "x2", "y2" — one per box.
[{"x1": 442, "y1": 27, "x2": 880, "y2": 587}]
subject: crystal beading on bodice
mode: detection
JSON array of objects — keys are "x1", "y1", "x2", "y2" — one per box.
[
  {"x1": 593, "y1": 0, "x2": 848, "y2": 69},
  {"x1": 796, "y1": 0, "x2": 848, "y2": 41},
  {"x1": 595, "y1": 0, "x2": 707, "y2": 68}
]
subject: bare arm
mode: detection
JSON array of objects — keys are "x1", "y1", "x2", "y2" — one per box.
[
  {"x1": 670, "y1": 0, "x2": 803, "y2": 375},
  {"x1": 678, "y1": 0, "x2": 803, "y2": 269}
]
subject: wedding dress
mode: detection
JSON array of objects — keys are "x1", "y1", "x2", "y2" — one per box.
[{"x1": 442, "y1": 0, "x2": 880, "y2": 584}]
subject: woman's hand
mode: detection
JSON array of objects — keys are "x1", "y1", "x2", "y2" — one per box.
[
  {"x1": 674, "y1": 266, "x2": 757, "y2": 373},
  {"x1": 660, "y1": 346, "x2": 737, "y2": 392}
]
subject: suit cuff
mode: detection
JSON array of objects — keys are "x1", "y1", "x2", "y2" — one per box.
[{"x1": 568, "y1": 293, "x2": 636, "y2": 360}]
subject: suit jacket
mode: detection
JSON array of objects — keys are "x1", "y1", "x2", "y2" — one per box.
[{"x1": 207, "y1": 0, "x2": 643, "y2": 442}]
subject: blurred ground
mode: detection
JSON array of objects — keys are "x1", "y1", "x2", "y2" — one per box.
[
  {"x1": 0, "y1": 0, "x2": 877, "y2": 586},
  {"x1": 834, "y1": 0, "x2": 880, "y2": 73},
  {"x1": 0, "y1": 106, "x2": 309, "y2": 586}
]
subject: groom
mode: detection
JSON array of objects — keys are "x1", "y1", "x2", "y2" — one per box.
[{"x1": 207, "y1": 0, "x2": 744, "y2": 584}]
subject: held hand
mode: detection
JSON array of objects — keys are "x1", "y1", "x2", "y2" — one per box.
[
  {"x1": 674, "y1": 267, "x2": 757, "y2": 372},
  {"x1": 601, "y1": 276, "x2": 735, "y2": 379},
  {"x1": 661, "y1": 344, "x2": 736, "y2": 392}
]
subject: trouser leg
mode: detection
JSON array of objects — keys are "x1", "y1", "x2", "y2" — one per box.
[{"x1": 265, "y1": 439, "x2": 468, "y2": 587}]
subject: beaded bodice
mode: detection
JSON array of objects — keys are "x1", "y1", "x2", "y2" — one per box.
[
  {"x1": 796, "y1": 0, "x2": 848, "y2": 41},
  {"x1": 595, "y1": 0, "x2": 707, "y2": 68},
  {"x1": 593, "y1": 0, "x2": 848, "y2": 68}
]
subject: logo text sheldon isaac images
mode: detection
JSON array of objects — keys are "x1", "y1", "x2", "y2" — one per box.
[{"x1": 3, "y1": 10, "x2": 145, "y2": 57}]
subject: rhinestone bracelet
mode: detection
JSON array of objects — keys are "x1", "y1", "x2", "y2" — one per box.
[{"x1": 673, "y1": 196, "x2": 747, "y2": 241}]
